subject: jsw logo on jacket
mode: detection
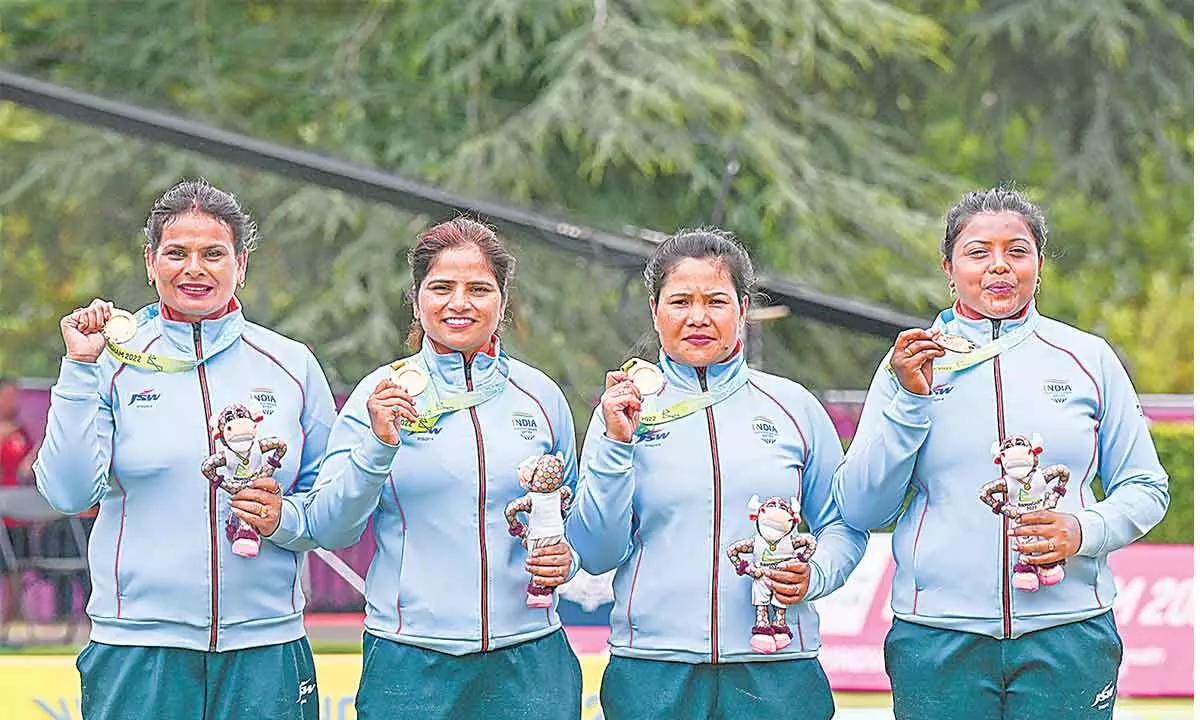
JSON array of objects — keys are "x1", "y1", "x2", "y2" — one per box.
[
  {"x1": 834, "y1": 304, "x2": 1169, "y2": 638},
  {"x1": 287, "y1": 339, "x2": 578, "y2": 656},
  {"x1": 567, "y1": 350, "x2": 867, "y2": 663},
  {"x1": 35, "y1": 302, "x2": 336, "y2": 651}
]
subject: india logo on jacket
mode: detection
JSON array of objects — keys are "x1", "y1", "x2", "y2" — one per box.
[
  {"x1": 751, "y1": 416, "x2": 779, "y2": 445},
  {"x1": 128, "y1": 388, "x2": 161, "y2": 408},
  {"x1": 1042, "y1": 379, "x2": 1072, "y2": 404},
  {"x1": 511, "y1": 411, "x2": 539, "y2": 440},
  {"x1": 250, "y1": 387, "x2": 277, "y2": 415}
]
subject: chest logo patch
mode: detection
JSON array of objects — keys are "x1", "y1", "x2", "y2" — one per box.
[
  {"x1": 1042, "y1": 379, "x2": 1072, "y2": 404},
  {"x1": 511, "y1": 411, "x2": 538, "y2": 440},
  {"x1": 751, "y1": 416, "x2": 779, "y2": 445}
]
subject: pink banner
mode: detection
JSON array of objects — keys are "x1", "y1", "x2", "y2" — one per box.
[{"x1": 812, "y1": 536, "x2": 1193, "y2": 697}]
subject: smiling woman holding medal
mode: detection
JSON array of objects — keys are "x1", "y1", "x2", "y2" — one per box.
[
  {"x1": 32, "y1": 179, "x2": 336, "y2": 720},
  {"x1": 566, "y1": 228, "x2": 867, "y2": 720},
  {"x1": 833, "y1": 187, "x2": 1169, "y2": 720},
  {"x1": 291, "y1": 217, "x2": 582, "y2": 719}
]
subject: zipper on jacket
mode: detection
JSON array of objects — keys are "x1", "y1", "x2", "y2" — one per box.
[
  {"x1": 991, "y1": 320, "x2": 1012, "y2": 639},
  {"x1": 465, "y1": 360, "x2": 490, "y2": 651},
  {"x1": 193, "y1": 323, "x2": 220, "y2": 652},
  {"x1": 698, "y1": 368, "x2": 722, "y2": 663}
]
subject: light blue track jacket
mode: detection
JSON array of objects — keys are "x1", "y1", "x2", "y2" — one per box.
[
  {"x1": 833, "y1": 303, "x2": 1169, "y2": 639},
  {"x1": 34, "y1": 302, "x2": 336, "y2": 652},
  {"x1": 566, "y1": 349, "x2": 867, "y2": 664},
  {"x1": 287, "y1": 339, "x2": 578, "y2": 656}
]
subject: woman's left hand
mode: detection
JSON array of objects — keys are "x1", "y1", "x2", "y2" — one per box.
[
  {"x1": 231, "y1": 476, "x2": 284, "y2": 537},
  {"x1": 526, "y1": 540, "x2": 573, "y2": 589},
  {"x1": 765, "y1": 558, "x2": 811, "y2": 605},
  {"x1": 1010, "y1": 510, "x2": 1083, "y2": 565}
]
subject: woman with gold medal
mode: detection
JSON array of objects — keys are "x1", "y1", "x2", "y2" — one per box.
[
  {"x1": 291, "y1": 218, "x2": 583, "y2": 719},
  {"x1": 33, "y1": 179, "x2": 337, "y2": 719},
  {"x1": 566, "y1": 228, "x2": 867, "y2": 719},
  {"x1": 833, "y1": 187, "x2": 1169, "y2": 719}
]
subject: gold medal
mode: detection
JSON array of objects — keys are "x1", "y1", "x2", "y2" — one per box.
[
  {"x1": 621, "y1": 358, "x2": 665, "y2": 396},
  {"x1": 389, "y1": 359, "x2": 428, "y2": 396},
  {"x1": 935, "y1": 334, "x2": 976, "y2": 354},
  {"x1": 103, "y1": 309, "x2": 138, "y2": 344}
]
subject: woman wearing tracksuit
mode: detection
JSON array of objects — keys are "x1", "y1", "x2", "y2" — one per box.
[
  {"x1": 289, "y1": 218, "x2": 582, "y2": 719},
  {"x1": 567, "y1": 228, "x2": 867, "y2": 719},
  {"x1": 35, "y1": 179, "x2": 336, "y2": 719},
  {"x1": 833, "y1": 188, "x2": 1169, "y2": 719}
]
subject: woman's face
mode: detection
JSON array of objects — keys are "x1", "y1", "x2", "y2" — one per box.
[
  {"x1": 943, "y1": 211, "x2": 1043, "y2": 320},
  {"x1": 145, "y1": 212, "x2": 246, "y2": 321},
  {"x1": 652, "y1": 257, "x2": 747, "y2": 368},
  {"x1": 416, "y1": 244, "x2": 504, "y2": 354}
]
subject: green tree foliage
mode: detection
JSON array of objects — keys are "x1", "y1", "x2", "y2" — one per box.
[{"x1": 0, "y1": 0, "x2": 1192, "y2": 424}]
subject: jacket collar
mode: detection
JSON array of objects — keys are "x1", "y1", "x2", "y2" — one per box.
[
  {"x1": 659, "y1": 344, "x2": 748, "y2": 394},
  {"x1": 417, "y1": 335, "x2": 508, "y2": 393},
  {"x1": 139, "y1": 301, "x2": 246, "y2": 361},
  {"x1": 936, "y1": 301, "x2": 1040, "y2": 347}
]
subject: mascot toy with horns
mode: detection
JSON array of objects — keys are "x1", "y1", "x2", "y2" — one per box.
[
  {"x1": 727, "y1": 495, "x2": 816, "y2": 654},
  {"x1": 201, "y1": 401, "x2": 288, "y2": 558},
  {"x1": 979, "y1": 434, "x2": 1071, "y2": 591}
]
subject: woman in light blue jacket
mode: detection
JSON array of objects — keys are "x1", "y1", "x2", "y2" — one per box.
[
  {"x1": 35, "y1": 179, "x2": 336, "y2": 720},
  {"x1": 833, "y1": 187, "x2": 1169, "y2": 720},
  {"x1": 567, "y1": 228, "x2": 867, "y2": 720},
  {"x1": 288, "y1": 218, "x2": 581, "y2": 719}
]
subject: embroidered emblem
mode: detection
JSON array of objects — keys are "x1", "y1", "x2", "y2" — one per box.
[
  {"x1": 931, "y1": 383, "x2": 954, "y2": 401},
  {"x1": 128, "y1": 388, "x2": 161, "y2": 408},
  {"x1": 1042, "y1": 378, "x2": 1072, "y2": 404},
  {"x1": 751, "y1": 416, "x2": 779, "y2": 445},
  {"x1": 511, "y1": 411, "x2": 538, "y2": 440},
  {"x1": 250, "y1": 387, "x2": 277, "y2": 415},
  {"x1": 635, "y1": 428, "x2": 670, "y2": 445}
]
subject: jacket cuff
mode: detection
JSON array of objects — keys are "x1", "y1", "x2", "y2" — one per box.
[
  {"x1": 54, "y1": 357, "x2": 101, "y2": 397},
  {"x1": 1072, "y1": 509, "x2": 1107, "y2": 557},
  {"x1": 884, "y1": 385, "x2": 932, "y2": 426},
  {"x1": 592, "y1": 435, "x2": 635, "y2": 477},
  {"x1": 268, "y1": 497, "x2": 305, "y2": 546},
  {"x1": 352, "y1": 430, "x2": 400, "y2": 476},
  {"x1": 804, "y1": 558, "x2": 828, "y2": 602}
]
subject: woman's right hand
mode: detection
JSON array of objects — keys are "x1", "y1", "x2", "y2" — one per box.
[
  {"x1": 889, "y1": 328, "x2": 946, "y2": 396},
  {"x1": 365, "y1": 378, "x2": 418, "y2": 446},
  {"x1": 60, "y1": 299, "x2": 114, "y2": 363},
  {"x1": 600, "y1": 371, "x2": 642, "y2": 444}
]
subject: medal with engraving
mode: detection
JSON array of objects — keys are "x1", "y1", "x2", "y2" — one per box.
[
  {"x1": 621, "y1": 357, "x2": 665, "y2": 396},
  {"x1": 389, "y1": 359, "x2": 429, "y2": 396},
  {"x1": 934, "y1": 333, "x2": 976, "y2": 353},
  {"x1": 102, "y1": 308, "x2": 138, "y2": 344}
]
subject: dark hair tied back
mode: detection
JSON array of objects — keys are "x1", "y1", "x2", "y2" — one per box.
[
  {"x1": 942, "y1": 186, "x2": 1047, "y2": 262},
  {"x1": 643, "y1": 227, "x2": 756, "y2": 304},
  {"x1": 406, "y1": 217, "x2": 516, "y2": 351}
]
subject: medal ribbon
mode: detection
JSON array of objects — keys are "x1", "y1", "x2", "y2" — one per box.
[
  {"x1": 636, "y1": 365, "x2": 748, "y2": 433},
  {"x1": 103, "y1": 306, "x2": 241, "y2": 374},
  {"x1": 929, "y1": 309, "x2": 1038, "y2": 374},
  {"x1": 105, "y1": 340, "x2": 197, "y2": 373},
  {"x1": 887, "y1": 309, "x2": 1039, "y2": 378},
  {"x1": 394, "y1": 355, "x2": 508, "y2": 433}
]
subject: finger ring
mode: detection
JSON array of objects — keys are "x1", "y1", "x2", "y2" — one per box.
[
  {"x1": 259, "y1": 505, "x2": 269, "y2": 519},
  {"x1": 905, "y1": 346, "x2": 914, "y2": 356},
  {"x1": 390, "y1": 406, "x2": 401, "y2": 416}
]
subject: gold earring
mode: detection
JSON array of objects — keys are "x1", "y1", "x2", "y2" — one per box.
[
  {"x1": 147, "y1": 277, "x2": 154, "y2": 286},
  {"x1": 948, "y1": 280, "x2": 957, "y2": 295},
  {"x1": 238, "y1": 279, "x2": 245, "y2": 289}
]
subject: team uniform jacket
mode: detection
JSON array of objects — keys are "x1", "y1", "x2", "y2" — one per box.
[
  {"x1": 566, "y1": 349, "x2": 868, "y2": 664},
  {"x1": 287, "y1": 339, "x2": 578, "y2": 656},
  {"x1": 833, "y1": 303, "x2": 1169, "y2": 638},
  {"x1": 35, "y1": 302, "x2": 336, "y2": 651}
]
